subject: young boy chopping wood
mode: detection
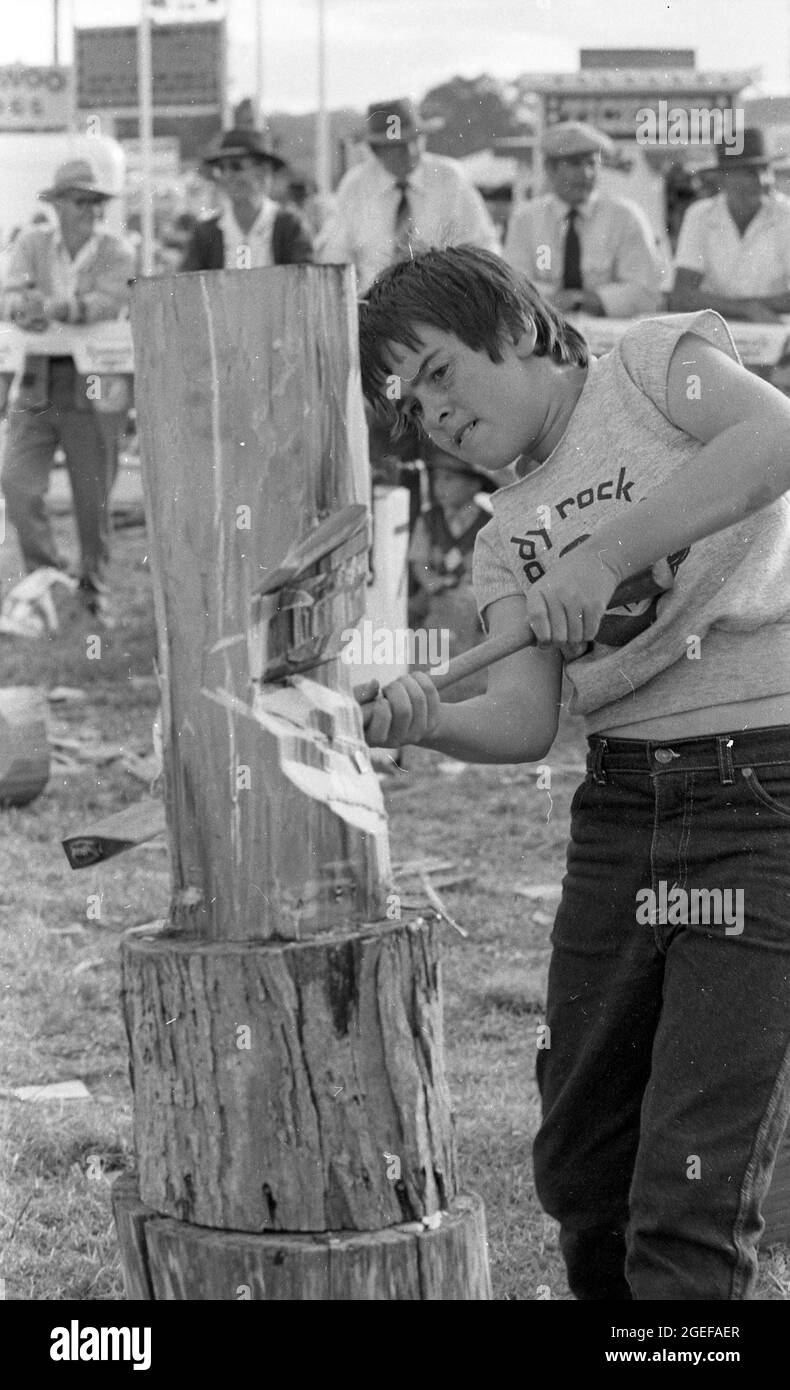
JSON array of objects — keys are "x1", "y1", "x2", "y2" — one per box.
[{"x1": 356, "y1": 245, "x2": 790, "y2": 1301}]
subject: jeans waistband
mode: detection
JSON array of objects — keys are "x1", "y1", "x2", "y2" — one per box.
[{"x1": 586, "y1": 724, "x2": 790, "y2": 784}]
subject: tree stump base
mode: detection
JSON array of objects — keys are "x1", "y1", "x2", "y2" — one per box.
[
  {"x1": 121, "y1": 918, "x2": 458, "y2": 1232},
  {"x1": 112, "y1": 1173, "x2": 491, "y2": 1300}
]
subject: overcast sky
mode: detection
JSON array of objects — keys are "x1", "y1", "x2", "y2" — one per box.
[{"x1": 5, "y1": 0, "x2": 790, "y2": 113}]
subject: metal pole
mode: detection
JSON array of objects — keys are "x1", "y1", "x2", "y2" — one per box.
[
  {"x1": 138, "y1": 0, "x2": 155, "y2": 276},
  {"x1": 53, "y1": 0, "x2": 60, "y2": 64},
  {"x1": 315, "y1": 0, "x2": 330, "y2": 197},
  {"x1": 255, "y1": 0, "x2": 264, "y2": 126}
]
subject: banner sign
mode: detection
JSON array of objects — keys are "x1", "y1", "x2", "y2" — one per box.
[
  {"x1": 0, "y1": 66, "x2": 72, "y2": 131},
  {"x1": 0, "y1": 321, "x2": 134, "y2": 376}
]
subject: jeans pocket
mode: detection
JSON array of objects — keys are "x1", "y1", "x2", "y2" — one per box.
[
  {"x1": 569, "y1": 776, "x2": 590, "y2": 818},
  {"x1": 740, "y1": 765, "x2": 790, "y2": 819}
]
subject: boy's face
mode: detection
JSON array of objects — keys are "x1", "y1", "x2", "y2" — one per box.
[{"x1": 384, "y1": 325, "x2": 542, "y2": 472}]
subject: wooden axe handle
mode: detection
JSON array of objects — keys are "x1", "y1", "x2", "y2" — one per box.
[
  {"x1": 432, "y1": 625, "x2": 536, "y2": 691},
  {"x1": 355, "y1": 625, "x2": 536, "y2": 704}
]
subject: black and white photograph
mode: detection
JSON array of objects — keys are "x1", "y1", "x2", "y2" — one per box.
[{"x1": 2, "y1": 0, "x2": 790, "y2": 1345}]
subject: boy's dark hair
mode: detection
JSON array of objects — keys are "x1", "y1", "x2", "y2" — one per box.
[{"x1": 358, "y1": 244, "x2": 589, "y2": 443}]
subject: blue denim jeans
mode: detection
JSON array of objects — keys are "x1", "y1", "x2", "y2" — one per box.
[{"x1": 534, "y1": 726, "x2": 790, "y2": 1301}]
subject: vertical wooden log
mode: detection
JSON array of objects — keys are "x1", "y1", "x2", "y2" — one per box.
[
  {"x1": 132, "y1": 267, "x2": 388, "y2": 940},
  {"x1": 120, "y1": 266, "x2": 491, "y2": 1300}
]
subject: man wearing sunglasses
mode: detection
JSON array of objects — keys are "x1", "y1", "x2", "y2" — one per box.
[
  {"x1": 1, "y1": 159, "x2": 134, "y2": 628},
  {"x1": 181, "y1": 128, "x2": 313, "y2": 270}
]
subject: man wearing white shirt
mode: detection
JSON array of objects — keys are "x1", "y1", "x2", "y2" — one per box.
[
  {"x1": 504, "y1": 121, "x2": 663, "y2": 318},
  {"x1": 317, "y1": 98, "x2": 499, "y2": 293},
  {"x1": 670, "y1": 128, "x2": 790, "y2": 323},
  {"x1": 1, "y1": 159, "x2": 133, "y2": 626}
]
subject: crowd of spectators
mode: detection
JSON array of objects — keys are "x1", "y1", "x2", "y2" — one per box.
[{"x1": 2, "y1": 97, "x2": 790, "y2": 634}]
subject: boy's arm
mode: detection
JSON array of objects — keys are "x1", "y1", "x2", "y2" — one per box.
[
  {"x1": 360, "y1": 595, "x2": 563, "y2": 764},
  {"x1": 522, "y1": 334, "x2": 790, "y2": 645}
]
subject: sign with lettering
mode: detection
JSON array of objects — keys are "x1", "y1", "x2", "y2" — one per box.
[
  {"x1": 0, "y1": 322, "x2": 134, "y2": 376},
  {"x1": 0, "y1": 66, "x2": 72, "y2": 131},
  {"x1": 76, "y1": 23, "x2": 223, "y2": 110}
]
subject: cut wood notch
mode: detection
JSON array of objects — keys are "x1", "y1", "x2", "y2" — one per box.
[{"x1": 248, "y1": 503, "x2": 369, "y2": 683}]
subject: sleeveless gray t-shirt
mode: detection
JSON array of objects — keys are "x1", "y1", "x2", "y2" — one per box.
[{"x1": 472, "y1": 310, "x2": 790, "y2": 732}]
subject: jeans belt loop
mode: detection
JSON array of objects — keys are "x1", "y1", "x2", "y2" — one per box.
[
  {"x1": 591, "y1": 737, "x2": 608, "y2": 785},
  {"x1": 716, "y1": 735, "x2": 735, "y2": 785}
]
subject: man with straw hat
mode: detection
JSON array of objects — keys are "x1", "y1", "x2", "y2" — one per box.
[{"x1": 1, "y1": 159, "x2": 133, "y2": 628}]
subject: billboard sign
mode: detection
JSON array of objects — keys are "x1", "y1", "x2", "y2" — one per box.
[
  {"x1": 0, "y1": 66, "x2": 72, "y2": 131},
  {"x1": 76, "y1": 23, "x2": 223, "y2": 111}
]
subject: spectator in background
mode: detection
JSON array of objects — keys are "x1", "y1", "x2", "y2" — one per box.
[
  {"x1": 504, "y1": 121, "x2": 663, "y2": 317},
  {"x1": 319, "y1": 97, "x2": 500, "y2": 628},
  {"x1": 181, "y1": 129, "x2": 313, "y2": 270},
  {"x1": 1, "y1": 159, "x2": 133, "y2": 627},
  {"x1": 670, "y1": 129, "x2": 790, "y2": 322},
  {"x1": 317, "y1": 97, "x2": 500, "y2": 292}
]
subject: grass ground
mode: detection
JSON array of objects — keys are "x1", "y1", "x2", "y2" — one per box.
[{"x1": 1, "y1": 514, "x2": 788, "y2": 1301}]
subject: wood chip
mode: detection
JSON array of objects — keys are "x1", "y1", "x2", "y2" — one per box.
[
  {"x1": 71, "y1": 957, "x2": 106, "y2": 977},
  {"x1": 513, "y1": 883, "x2": 563, "y2": 901},
  {"x1": 47, "y1": 686, "x2": 87, "y2": 704},
  {"x1": 419, "y1": 873, "x2": 469, "y2": 939},
  {"x1": 13, "y1": 1080, "x2": 91, "y2": 1102},
  {"x1": 393, "y1": 857, "x2": 456, "y2": 877}
]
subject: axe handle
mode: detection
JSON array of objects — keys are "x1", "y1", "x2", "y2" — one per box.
[
  {"x1": 355, "y1": 625, "x2": 536, "y2": 705},
  {"x1": 431, "y1": 626, "x2": 536, "y2": 691}
]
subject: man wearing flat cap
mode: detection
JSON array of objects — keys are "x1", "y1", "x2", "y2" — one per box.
[
  {"x1": 181, "y1": 128, "x2": 313, "y2": 270},
  {"x1": 317, "y1": 97, "x2": 499, "y2": 293},
  {"x1": 671, "y1": 128, "x2": 790, "y2": 322},
  {"x1": 504, "y1": 120, "x2": 663, "y2": 317},
  {"x1": 1, "y1": 159, "x2": 134, "y2": 626}
]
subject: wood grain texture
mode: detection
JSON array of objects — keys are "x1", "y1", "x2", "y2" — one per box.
[
  {"x1": 130, "y1": 267, "x2": 389, "y2": 940},
  {"x1": 113, "y1": 1176, "x2": 491, "y2": 1301},
  {"x1": 122, "y1": 918, "x2": 458, "y2": 1232}
]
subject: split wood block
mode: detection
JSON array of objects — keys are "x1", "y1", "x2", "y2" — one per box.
[
  {"x1": 131, "y1": 266, "x2": 390, "y2": 940},
  {"x1": 121, "y1": 917, "x2": 457, "y2": 1232},
  {"x1": 0, "y1": 686, "x2": 49, "y2": 807},
  {"x1": 112, "y1": 1173, "x2": 491, "y2": 1301}
]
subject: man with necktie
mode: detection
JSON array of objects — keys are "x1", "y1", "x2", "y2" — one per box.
[
  {"x1": 317, "y1": 99, "x2": 500, "y2": 623},
  {"x1": 317, "y1": 97, "x2": 499, "y2": 294},
  {"x1": 504, "y1": 121, "x2": 663, "y2": 317}
]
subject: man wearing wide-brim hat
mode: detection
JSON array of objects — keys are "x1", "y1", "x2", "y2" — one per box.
[
  {"x1": 504, "y1": 120, "x2": 663, "y2": 317},
  {"x1": 316, "y1": 97, "x2": 499, "y2": 294},
  {"x1": 181, "y1": 128, "x2": 313, "y2": 271},
  {"x1": 671, "y1": 127, "x2": 790, "y2": 322},
  {"x1": 1, "y1": 158, "x2": 134, "y2": 627}
]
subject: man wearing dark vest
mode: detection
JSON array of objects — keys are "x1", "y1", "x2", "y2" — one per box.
[{"x1": 181, "y1": 129, "x2": 313, "y2": 271}]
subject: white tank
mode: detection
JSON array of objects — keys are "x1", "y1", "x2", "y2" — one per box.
[{"x1": 0, "y1": 132, "x2": 127, "y2": 252}]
